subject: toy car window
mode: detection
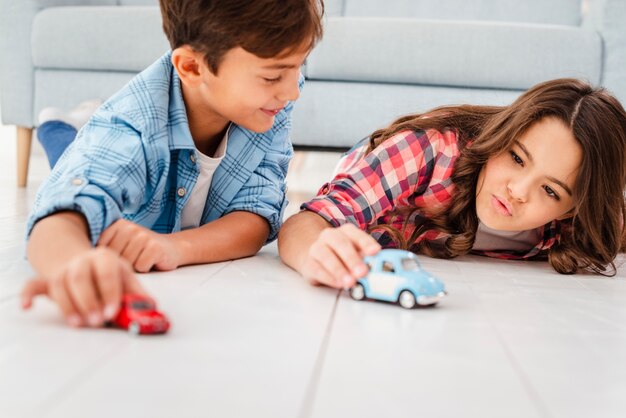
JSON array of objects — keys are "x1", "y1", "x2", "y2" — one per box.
[
  {"x1": 401, "y1": 258, "x2": 420, "y2": 271},
  {"x1": 131, "y1": 301, "x2": 154, "y2": 310},
  {"x1": 382, "y1": 262, "x2": 395, "y2": 273}
]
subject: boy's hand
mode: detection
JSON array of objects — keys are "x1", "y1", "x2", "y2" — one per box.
[
  {"x1": 302, "y1": 223, "x2": 381, "y2": 289},
  {"x1": 21, "y1": 247, "x2": 146, "y2": 328},
  {"x1": 97, "y1": 219, "x2": 182, "y2": 273}
]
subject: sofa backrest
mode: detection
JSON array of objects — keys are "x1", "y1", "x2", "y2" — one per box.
[
  {"x1": 305, "y1": 17, "x2": 601, "y2": 92},
  {"x1": 333, "y1": 0, "x2": 583, "y2": 26}
]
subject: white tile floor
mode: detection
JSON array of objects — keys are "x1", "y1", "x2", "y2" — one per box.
[{"x1": 1, "y1": 117, "x2": 626, "y2": 418}]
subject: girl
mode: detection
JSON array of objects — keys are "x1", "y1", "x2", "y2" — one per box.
[{"x1": 278, "y1": 78, "x2": 626, "y2": 289}]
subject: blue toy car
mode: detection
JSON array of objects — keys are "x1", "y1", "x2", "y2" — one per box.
[{"x1": 349, "y1": 249, "x2": 446, "y2": 309}]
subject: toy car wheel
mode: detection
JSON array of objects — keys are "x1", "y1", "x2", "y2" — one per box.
[
  {"x1": 398, "y1": 290, "x2": 417, "y2": 309},
  {"x1": 128, "y1": 321, "x2": 141, "y2": 336},
  {"x1": 349, "y1": 283, "x2": 366, "y2": 301}
]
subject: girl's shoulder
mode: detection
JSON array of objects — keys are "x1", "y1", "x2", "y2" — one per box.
[{"x1": 336, "y1": 128, "x2": 461, "y2": 174}]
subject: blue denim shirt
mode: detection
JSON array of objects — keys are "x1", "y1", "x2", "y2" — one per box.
[{"x1": 27, "y1": 51, "x2": 300, "y2": 244}]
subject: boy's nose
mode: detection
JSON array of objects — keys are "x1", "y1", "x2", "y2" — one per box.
[{"x1": 277, "y1": 76, "x2": 300, "y2": 102}]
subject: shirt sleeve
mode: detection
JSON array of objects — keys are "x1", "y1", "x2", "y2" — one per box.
[
  {"x1": 222, "y1": 74, "x2": 303, "y2": 243},
  {"x1": 301, "y1": 130, "x2": 443, "y2": 229},
  {"x1": 26, "y1": 114, "x2": 148, "y2": 245}
]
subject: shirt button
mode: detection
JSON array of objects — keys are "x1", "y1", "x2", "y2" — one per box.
[
  {"x1": 190, "y1": 154, "x2": 197, "y2": 164},
  {"x1": 177, "y1": 187, "x2": 186, "y2": 197},
  {"x1": 71, "y1": 178, "x2": 83, "y2": 186}
]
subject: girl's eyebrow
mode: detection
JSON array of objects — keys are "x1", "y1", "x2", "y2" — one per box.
[
  {"x1": 514, "y1": 140, "x2": 534, "y2": 163},
  {"x1": 514, "y1": 140, "x2": 573, "y2": 196}
]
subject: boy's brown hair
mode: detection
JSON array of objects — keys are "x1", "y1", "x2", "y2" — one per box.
[{"x1": 159, "y1": 0, "x2": 325, "y2": 73}]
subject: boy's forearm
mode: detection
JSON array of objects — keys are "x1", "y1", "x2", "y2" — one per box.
[
  {"x1": 169, "y1": 211, "x2": 270, "y2": 265},
  {"x1": 27, "y1": 211, "x2": 93, "y2": 278},
  {"x1": 277, "y1": 210, "x2": 332, "y2": 273}
]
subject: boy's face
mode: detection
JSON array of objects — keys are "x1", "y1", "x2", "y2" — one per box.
[
  {"x1": 191, "y1": 46, "x2": 309, "y2": 133},
  {"x1": 475, "y1": 117, "x2": 582, "y2": 231}
]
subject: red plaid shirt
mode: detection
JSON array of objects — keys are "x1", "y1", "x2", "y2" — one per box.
[{"x1": 302, "y1": 129, "x2": 563, "y2": 260}]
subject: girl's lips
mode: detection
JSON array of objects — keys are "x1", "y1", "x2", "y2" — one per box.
[
  {"x1": 491, "y1": 195, "x2": 513, "y2": 216},
  {"x1": 261, "y1": 108, "x2": 283, "y2": 117}
]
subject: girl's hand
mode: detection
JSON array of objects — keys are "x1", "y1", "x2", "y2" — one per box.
[
  {"x1": 97, "y1": 219, "x2": 182, "y2": 273},
  {"x1": 303, "y1": 223, "x2": 381, "y2": 289},
  {"x1": 20, "y1": 247, "x2": 146, "y2": 328}
]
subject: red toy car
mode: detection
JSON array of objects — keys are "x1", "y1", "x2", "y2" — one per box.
[{"x1": 111, "y1": 294, "x2": 170, "y2": 335}]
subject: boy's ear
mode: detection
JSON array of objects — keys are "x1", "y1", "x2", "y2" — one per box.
[{"x1": 171, "y1": 46, "x2": 204, "y2": 86}]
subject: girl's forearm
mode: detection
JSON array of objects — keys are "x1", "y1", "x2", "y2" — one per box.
[{"x1": 278, "y1": 210, "x2": 332, "y2": 273}]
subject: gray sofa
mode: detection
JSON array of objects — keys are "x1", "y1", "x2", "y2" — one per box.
[{"x1": 1, "y1": 0, "x2": 625, "y2": 186}]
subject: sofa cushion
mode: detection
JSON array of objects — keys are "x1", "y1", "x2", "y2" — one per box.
[
  {"x1": 32, "y1": 6, "x2": 168, "y2": 72},
  {"x1": 342, "y1": 0, "x2": 582, "y2": 26},
  {"x1": 305, "y1": 17, "x2": 602, "y2": 91}
]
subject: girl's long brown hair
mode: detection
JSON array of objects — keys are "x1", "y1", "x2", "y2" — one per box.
[{"x1": 366, "y1": 78, "x2": 626, "y2": 275}]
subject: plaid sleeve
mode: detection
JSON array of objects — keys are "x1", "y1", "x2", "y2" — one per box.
[{"x1": 302, "y1": 130, "x2": 442, "y2": 229}]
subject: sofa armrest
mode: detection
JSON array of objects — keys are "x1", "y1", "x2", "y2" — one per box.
[
  {"x1": 585, "y1": 0, "x2": 626, "y2": 103},
  {"x1": 0, "y1": 0, "x2": 39, "y2": 126},
  {"x1": 0, "y1": 0, "x2": 117, "y2": 127}
]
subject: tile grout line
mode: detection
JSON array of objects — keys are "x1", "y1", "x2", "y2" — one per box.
[
  {"x1": 297, "y1": 289, "x2": 341, "y2": 418},
  {"x1": 195, "y1": 260, "x2": 233, "y2": 287}
]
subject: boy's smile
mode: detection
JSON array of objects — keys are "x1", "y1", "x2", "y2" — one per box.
[
  {"x1": 172, "y1": 45, "x2": 309, "y2": 153},
  {"x1": 475, "y1": 116, "x2": 582, "y2": 231}
]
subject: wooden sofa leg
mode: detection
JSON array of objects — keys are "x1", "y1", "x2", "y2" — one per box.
[{"x1": 17, "y1": 126, "x2": 33, "y2": 187}]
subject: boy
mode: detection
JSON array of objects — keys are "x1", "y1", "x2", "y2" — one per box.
[{"x1": 21, "y1": 0, "x2": 324, "y2": 328}]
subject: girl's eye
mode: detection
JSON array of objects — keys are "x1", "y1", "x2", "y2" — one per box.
[
  {"x1": 509, "y1": 150, "x2": 524, "y2": 166},
  {"x1": 543, "y1": 185, "x2": 560, "y2": 200},
  {"x1": 263, "y1": 76, "x2": 282, "y2": 84}
]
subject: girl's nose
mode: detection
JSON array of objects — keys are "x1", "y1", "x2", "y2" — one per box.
[{"x1": 507, "y1": 179, "x2": 529, "y2": 203}]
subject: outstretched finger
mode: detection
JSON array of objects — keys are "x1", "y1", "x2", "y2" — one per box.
[{"x1": 20, "y1": 279, "x2": 49, "y2": 309}]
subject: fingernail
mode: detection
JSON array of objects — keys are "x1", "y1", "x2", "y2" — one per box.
[
  {"x1": 67, "y1": 315, "x2": 82, "y2": 327},
  {"x1": 103, "y1": 304, "x2": 118, "y2": 321},
  {"x1": 87, "y1": 312, "x2": 102, "y2": 327}
]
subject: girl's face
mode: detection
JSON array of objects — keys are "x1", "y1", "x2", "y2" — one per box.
[{"x1": 475, "y1": 117, "x2": 582, "y2": 231}]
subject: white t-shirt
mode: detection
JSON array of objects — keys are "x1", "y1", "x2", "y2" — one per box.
[{"x1": 180, "y1": 130, "x2": 228, "y2": 230}]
